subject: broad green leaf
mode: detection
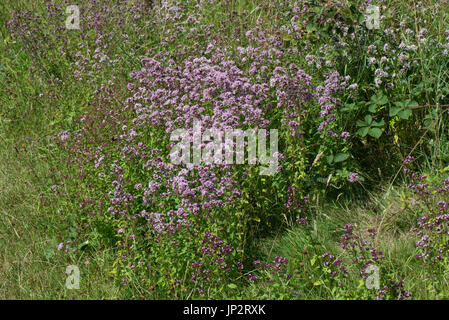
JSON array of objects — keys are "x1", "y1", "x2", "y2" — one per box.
[
  {"x1": 389, "y1": 106, "x2": 401, "y2": 116},
  {"x1": 378, "y1": 95, "x2": 388, "y2": 105},
  {"x1": 357, "y1": 126, "x2": 369, "y2": 137},
  {"x1": 358, "y1": 14, "x2": 365, "y2": 24},
  {"x1": 334, "y1": 153, "x2": 349, "y2": 163},
  {"x1": 364, "y1": 114, "x2": 372, "y2": 124},
  {"x1": 356, "y1": 120, "x2": 367, "y2": 127},
  {"x1": 368, "y1": 127, "x2": 382, "y2": 139},
  {"x1": 372, "y1": 119, "x2": 385, "y2": 127},
  {"x1": 409, "y1": 100, "x2": 419, "y2": 108},
  {"x1": 371, "y1": 93, "x2": 388, "y2": 106},
  {"x1": 394, "y1": 101, "x2": 405, "y2": 108},
  {"x1": 398, "y1": 109, "x2": 412, "y2": 119}
]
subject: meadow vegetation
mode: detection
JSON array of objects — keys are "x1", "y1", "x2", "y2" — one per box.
[{"x1": 1, "y1": 0, "x2": 449, "y2": 299}]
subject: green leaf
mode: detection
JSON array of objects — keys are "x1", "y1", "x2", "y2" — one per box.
[
  {"x1": 372, "y1": 119, "x2": 385, "y2": 127},
  {"x1": 357, "y1": 126, "x2": 369, "y2": 137},
  {"x1": 371, "y1": 93, "x2": 388, "y2": 106},
  {"x1": 377, "y1": 95, "x2": 389, "y2": 105},
  {"x1": 368, "y1": 103, "x2": 377, "y2": 113},
  {"x1": 334, "y1": 153, "x2": 349, "y2": 163},
  {"x1": 368, "y1": 127, "x2": 382, "y2": 139},
  {"x1": 228, "y1": 283, "x2": 238, "y2": 289},
  {"x1": 364, "y1": 114, "x2": 372, "y2": 124},
  {"x1": 409, "y1": 100, "x2": 419, "y2": 108},
  {"x1": 389, "y1": 106, "x2": 401, "y2": 116},
  {"x1": 398, "y1": 109, "x2": 412, "y2": 120},
  {"x1": 358, "y1": 14, "x2": 366, "y2": 24},
  {"x1": 356, "y1": 120, "x2": 367, "y2": 127},
  {"x1": 327, "y1": 155, "x2": 334, "y2": 164}
]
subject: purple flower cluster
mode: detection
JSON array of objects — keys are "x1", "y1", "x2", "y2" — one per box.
[
  {"x1": 191, "y1": 232, "x2": 238, "y2": 294},
  {"x1": 340, "y1": 224, "x2": 384, "y2": 271},
  {"x1": 376, "y1": 280, "x2": 412, "y2": 300},
  {"x1": 348, "y1": 172, "x2": 359, "y2": 183},
  {"x1": 403, "y1": 158, "x2": 449, "y2": 264},
  {"x1": 321, "y1": 252, "x2": 348, "y2": 278},
  {"x1": 248, "y1": 256, "x2": 290, "y2": 284}
]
